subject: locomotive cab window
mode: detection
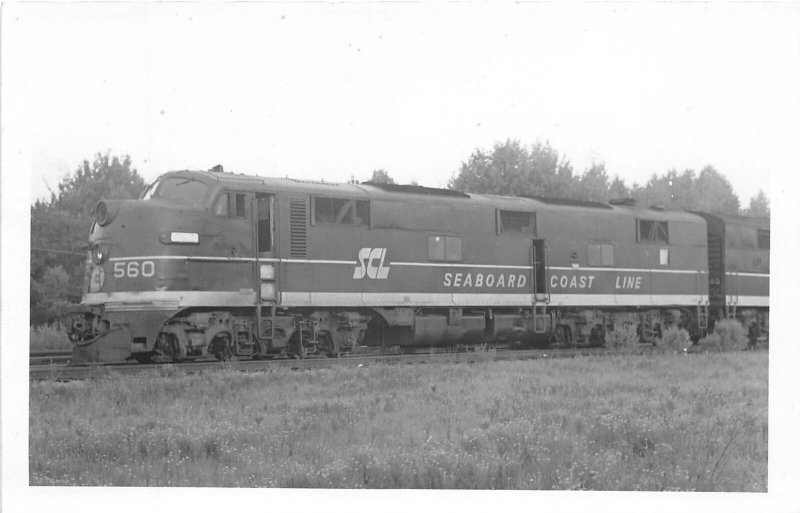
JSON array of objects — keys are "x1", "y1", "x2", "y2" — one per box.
[
  {"x1": 147, "y1": 176, "x2": 209, "y2": 208},
  {"x1": 429, "y1": 235, "x2": 462, "y2": 262},
  {"x1": 637, "y1": 219, "x2": 669, "y2": 243},
  {"x1": 313, "y1": 197, "x2": 370, "y2": 227},
  {"x1": 498, "y1": 210, "x2": 536, "y2": 235}
]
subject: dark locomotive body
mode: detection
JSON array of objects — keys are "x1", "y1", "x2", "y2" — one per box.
[
  {"x1": 695, "y1": 213, "x2": 770, "y2": 341},
  {"x1": 68, "y1": 168, "x2": 769, "y2": 363}
]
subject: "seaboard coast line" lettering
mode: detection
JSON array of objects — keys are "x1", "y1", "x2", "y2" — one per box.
[{"x1": 443, "y1": 272, "x2": 527, "y2": 288}]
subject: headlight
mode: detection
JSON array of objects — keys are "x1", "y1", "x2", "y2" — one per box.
[
  {"x1": 95, "y1": 200, "x2": 119, "y2": 226},
  {"x1": 95, "y1": 201, "x2": 110, "y2": 226},
  {"x1": 91, "y1": 244, "x2": 108, "y2": 264}
]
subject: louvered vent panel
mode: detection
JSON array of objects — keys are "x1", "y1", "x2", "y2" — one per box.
[{"x1": 289, "y1": 199, "x2": 308, "y2": 258}]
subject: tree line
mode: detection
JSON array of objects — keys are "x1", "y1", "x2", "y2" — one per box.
[
  {"x1": 31, "y1": 154, "x2": 145, "y2": 325},
  {"x1": 30, "y1": 144, "x2": 769, "y2": 325},
  {"x1": 449, "y1": 139, "x2": 768, "y2": 216}
]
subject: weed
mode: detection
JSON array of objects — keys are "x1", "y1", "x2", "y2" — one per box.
[
  {"x1": 605, "y1": 324, "x2": 639, "y2": 352},
  {"x1": 700, "y1": 320, "x2": 748, "y2": 352},
  {"x1": 658, "y1": 327, "x2": 691, "y2": 353},
  {"x1": 30, "y1": 323, "x2": 72, "y2": 352}
]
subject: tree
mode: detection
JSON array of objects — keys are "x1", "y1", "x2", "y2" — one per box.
[
  {"x1": 631, "y1": 170, "x2": 692, "y2": 209},
  {"x1": 449, "y1": 139, "x2": 576, "y2": 198},
  {"x1": 31, "y1": 265, "x2": 74, "y2": 325},
  {"x1": 368, "y1": 169, "x2": 395, "y2": 184},
  {"x1": 608, "y1": 176, "x2": 630, "y2": 199},
  {"x1": 744, "y1": 190, "x2": 770, "y2": 217},
  {"x1": 630, "y1": 166, "x2": 740, "y2": 215},
  {"x1": 53, "y1": 153, "x2": 145, "y2": 216},
  {"x1": 693, "y1": 165, "x2": 740, "y2": 214},
  {"x1": 452, "y1": 140, "x2": 747, "y2": 216},
  {"x1": 30, "y1": 152, "x2": 146, "y2": 325},
  {"x1": 575, "y1": 163, "x2": 611, "y2": 202}
]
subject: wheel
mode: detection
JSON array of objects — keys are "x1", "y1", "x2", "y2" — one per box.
[
  {"x1": 588, "y1": 324, "x2": 605, "y2": 347},
  {"x1": 554, "y1": 325, "x2": 573, "y2": 348},
  {"x1": 319, "y1": 332, "x2": 339, "y2": 357},
  {"x1": 286, "y1": 332, "x2": 305, "y2": 359},
  {"x1": 154, "y1": 333, "x2": 180, "y2": 362},
  {"x1": 210, "y1": 333, "x2": 233, "y2": 361}
]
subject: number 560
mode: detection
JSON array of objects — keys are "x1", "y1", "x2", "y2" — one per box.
[{"x1": 114, "y1": 261, "x2": 155, "y2": 278}]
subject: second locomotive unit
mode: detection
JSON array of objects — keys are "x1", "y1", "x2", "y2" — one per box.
[{"x1": 68, "y1": 166, "x2": 770, "y2": 363}]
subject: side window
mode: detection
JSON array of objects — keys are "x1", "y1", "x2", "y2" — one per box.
[
  {"x1": 446, "y1": 236, "x2": 462, "y2": 261},
  {"x1": 314, "y1": 197, "x2": 370, "y2": 227},
  {"x1": 355, "y1": 200, "x2": 370, "y2": 226},
  {"x1": 214, "y1": 192, "x2": 247, "y2": 217},
  {"x1": 314, "y1": 197, "x2": 340, "y2": 224},
  {"x1": 234, "y1": 194, "x2": 247, "y2": 217},
  {"x1": 428, "y1": 235, "x2": 462, "y2": 262},
  {"x1": 429, "y1": 236, "x2": 445, "y2": 260},
  {"x1": 498, "y1": 210, "x2": 536, "y2": 235},
  {"x1": 215, "y1": 193, "x2": 229, "y2": 216},
  {"x1": 588, "y1": 243, "x2": 614, "y2": 266},
  {"x1": 257, "y1": 195, "x2": 272, "y2": 253},
  {"x1": 637, "y1": 219, "x2": 669, "y2": 243},
  {"x1": 757, "y1": 229, "x2": 770, "y2": 250}
]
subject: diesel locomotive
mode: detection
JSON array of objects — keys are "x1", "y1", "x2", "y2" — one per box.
[{"x1": 67, "y1": 166, "x2": 770, "y2": 364}]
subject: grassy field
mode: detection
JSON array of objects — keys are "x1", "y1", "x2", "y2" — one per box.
[
  {"x1": 29, "y1": 351, "x2": 768, "y2": 490},
  {"x1": 29, "y1": 324, "x2": 72, "y2": 352}
]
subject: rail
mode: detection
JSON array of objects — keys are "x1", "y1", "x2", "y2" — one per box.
[{"x1": 29, "y1": 347, "x2": 621, "y2": 381}]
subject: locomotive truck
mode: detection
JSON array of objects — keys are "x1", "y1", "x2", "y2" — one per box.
[{"x1": 67, "y1": 166, "x2": 769, "y2": 363}]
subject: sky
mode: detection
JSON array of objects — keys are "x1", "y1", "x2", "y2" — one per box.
[{"x1": 4, "y1": 2, "x2": 799, "y2": 206}]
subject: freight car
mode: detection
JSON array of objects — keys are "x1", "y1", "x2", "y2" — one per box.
[{"x1": 67, "y1": 166, "x2": 769, "y2": 363}]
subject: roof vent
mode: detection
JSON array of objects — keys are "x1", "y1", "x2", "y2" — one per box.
[
  {"x1": 524, "y1": 196, "x2": 612, "y2": 210},
  {"x1": 362, "y1": 182, "x2": 471, "y2": 198},
  {"x1": 610, "y1": 198, "x2": 636, "y2": 207}
]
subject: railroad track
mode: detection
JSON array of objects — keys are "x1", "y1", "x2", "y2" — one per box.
[
  {"x1": 30, "y1": 350, "x2": 73, "y2": 366},
  {"x1": 30, "y1": 346, "x2": 627, "y2": 381}
]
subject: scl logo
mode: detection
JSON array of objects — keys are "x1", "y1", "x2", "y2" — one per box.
[{"x1": 353, "y1": 248, "x2": 391, "y2": 279}]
